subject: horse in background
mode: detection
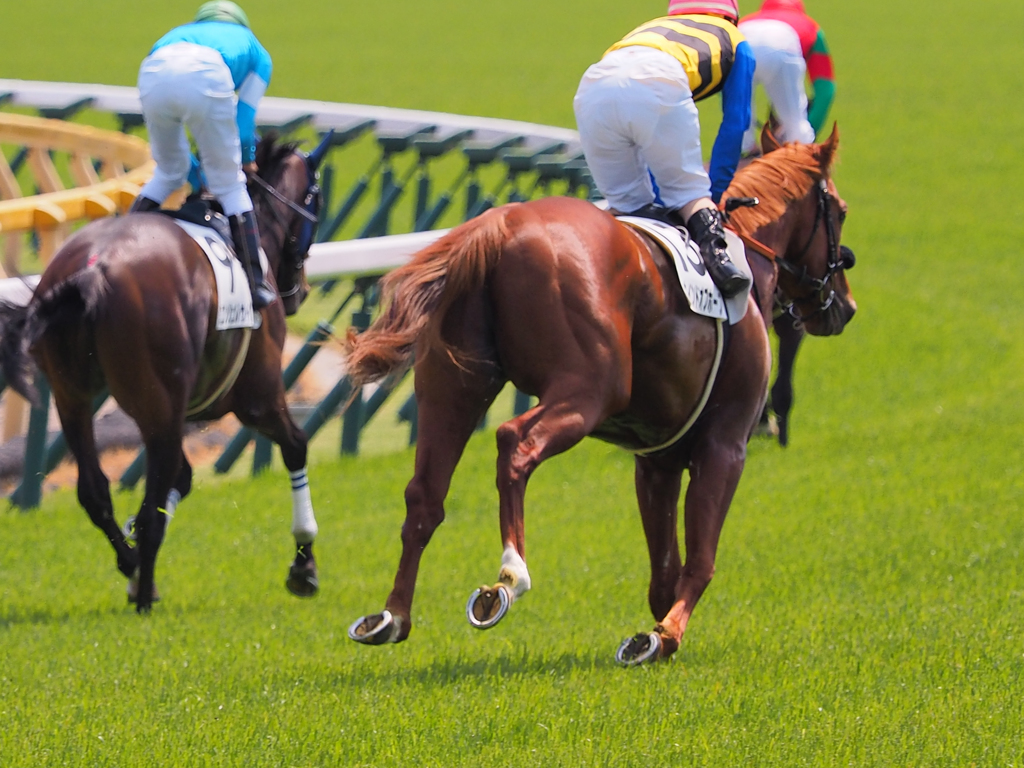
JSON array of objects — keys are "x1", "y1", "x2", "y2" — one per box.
[
  {"x1": 744, "y1": 124, "x2": 842, "y2": 448},
  {"x1": 0, "y1": 133, "x2": 330, "y2": 612},
  {"x1": 343, "y1": 127, "x2": 856, "y2": 663}
]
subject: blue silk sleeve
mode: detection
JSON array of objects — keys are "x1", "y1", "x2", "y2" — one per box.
[
  {"x1": 236, "y1": 102, "x2": 258, "y2": 164},
  {"x1": 234, "y1": 41, "x2": 272, "y2": 165},
  {"x1": 708, "y1": 40, "x2": 755, "y2": 203}
]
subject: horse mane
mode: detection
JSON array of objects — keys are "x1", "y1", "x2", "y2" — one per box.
[
  {"x1": 254, "y1": 132, "x2": 301, "y2": 180},
  {"x1": 724, "y1": 141, "x2": 836, "y2": 235}
]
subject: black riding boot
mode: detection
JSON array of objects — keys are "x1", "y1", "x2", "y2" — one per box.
[
  {"x1": 684, "y1": 207, "x2": 752, "y2": 299},
  {"x1": 229, "y1": 210, "x2": 277, "y2": 311},
  {"x1": 128, "y1": 195, "x2": 161, "y2": 213}
]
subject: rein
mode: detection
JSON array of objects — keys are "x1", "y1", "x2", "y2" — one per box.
[
  {"x1": 250, "y1": 171, "x2": 319, "y2": 223},
  {"x1": 249, "y1": 157, "x2": 322, "y2": 298},
  {"x1": 775, "y1": 179, "x2": 852, "y2": 323}
]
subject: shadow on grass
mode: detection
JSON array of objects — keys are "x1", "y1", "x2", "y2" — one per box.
[
  {"x1": 319, "y1": 645, "x2": 645, "y2": 690},
  {"x1": 0, "y1": 602, "x2": 134, "y2": 629}
]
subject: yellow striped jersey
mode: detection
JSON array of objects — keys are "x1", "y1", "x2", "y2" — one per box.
[{"x1": 605, "y1": 14, "x2": 745, "y2": 101}]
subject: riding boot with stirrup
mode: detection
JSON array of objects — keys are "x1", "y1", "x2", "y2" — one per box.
[
  {"x1": 684, "y1": 207, "x2": 752, "y2": 299},
  {"x1": 128, "y1": 195, "x2": 161, "y2": 213},
  {"x1": 229, "y1": 210, "x2": 277, "y2": 311}
]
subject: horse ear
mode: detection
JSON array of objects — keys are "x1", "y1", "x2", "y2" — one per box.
[
  {"x1": 760, "y1": 123, "x2": 782, "y2": 154},
  {"x1": 306, "y1": 130, "x2": 334, "y2": 172},
  {"x1": 816, "y1": 123, "x2": 840, "y2": 172}
]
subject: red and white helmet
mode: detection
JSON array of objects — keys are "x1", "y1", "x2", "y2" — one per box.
[{"x1": 666, "y1": 0, "x2": 740, "y2": 23}]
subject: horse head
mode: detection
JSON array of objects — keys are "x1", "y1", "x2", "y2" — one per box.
[
  {"x1": 776, "y1": 125, "x2": 857, "y2": 336},
  {"x1": 726, "y1": 124, "x2": 857, "y2": 337},
  {"x1": 251, "y1": 131, "x2": 330, "y2": 316}
]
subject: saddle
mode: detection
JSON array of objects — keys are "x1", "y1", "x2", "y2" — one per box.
[
  {"x1": 163, "y1": 196, "x2": 233, "y2": 247},
  {"x1": 616, "y1": 207, "x2": 752, "y2": 326},
  {"x1": 158, "y1": 198, "x2": 260, "y2": 333}
]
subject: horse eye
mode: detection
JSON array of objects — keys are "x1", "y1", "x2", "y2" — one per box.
[{"x1": 838, "y1": 208, "x2": 848, "y2": 224}]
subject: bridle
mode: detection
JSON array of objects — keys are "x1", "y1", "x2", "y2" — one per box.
[
  {"x1": 775, "y1": 178, "x2": 854, "y2": 322},
  {"x1": 249, "y1": 155, "x2": 322, "y2": 301}
]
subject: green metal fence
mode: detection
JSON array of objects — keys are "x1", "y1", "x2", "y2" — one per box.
[{"x1": 0, "y1": 80, "x2": 598, "y2": 507}]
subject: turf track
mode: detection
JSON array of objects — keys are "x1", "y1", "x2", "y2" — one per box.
[{"x1": 2, "y1": 1, "x2": 1024, "y2": 765}]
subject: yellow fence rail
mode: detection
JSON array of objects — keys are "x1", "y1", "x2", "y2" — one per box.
[
  {"x1": 0, "y1": 112, "x2": 154, "y2": 271},
  {"x1": 0, "y1": 112, "x2": 155, "y2": 441}
]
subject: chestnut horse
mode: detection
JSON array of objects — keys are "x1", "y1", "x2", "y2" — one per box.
[
  {"x1": 0, "y1": 134, "x2": 328, "y2": 613},
  {"x1": 750, "y1": 127, "x2": 822, "y2": 448},
  {"x1": 345, "y1": 128, "x2": 856, "y2": 663}
]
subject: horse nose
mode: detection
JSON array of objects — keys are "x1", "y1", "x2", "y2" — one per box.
[{"x1": 839, "y1": 245, "x2": 856, "y2": 270}]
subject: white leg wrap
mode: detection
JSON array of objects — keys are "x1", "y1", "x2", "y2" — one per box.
[
  {"x1": 498, "y1": 544, "x2": 531, "y2": 600},
  {"x1": 161, "y1": 488, "x2": 181, "y2": 521},
  {"x1": 289, "y1": 468, "x2": 318, "y2": 544}
]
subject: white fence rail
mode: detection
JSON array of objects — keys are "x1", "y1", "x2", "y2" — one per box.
[{"x1": 0, "y1": 78, "x2": 589, "y2": 300}]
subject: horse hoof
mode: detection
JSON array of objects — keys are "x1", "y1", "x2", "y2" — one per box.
[
  {"x1": 466, "y1": 583, "x2": 511, "y2": 629},
  {"x1": 285, "y1": 564, "x2": 319, "y2": 598},
  {"x1": 122, "y1": 516, "x2": 137, "y2": 543},
  {"x1": 126, "y1": 577, "x2": 161, "y2": 605},
  {"x1": 348, "y1": 610, "x2": 399, "y2": 645},
  {"x1": 615, "y1": 632, "x2": 662, "y2": 666}
]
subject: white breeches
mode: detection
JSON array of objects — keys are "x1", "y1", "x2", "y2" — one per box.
[
  {"x1": 573, "y1": 47, "x2": 711, "y2": 212},
  {"x1": 739, "y1": 19, "x2": 816, "y2": 153},
  {"x1": 137, "y1": 42, "x2": 252, "y2": 216}
]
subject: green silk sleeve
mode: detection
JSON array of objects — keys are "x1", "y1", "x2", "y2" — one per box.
[{"x1": 808, "y1": 78, "x2": 835, "y2": 136}]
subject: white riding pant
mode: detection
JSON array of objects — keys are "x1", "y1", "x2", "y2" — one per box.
[
  {"x1": 739, "y1": 19, "x2": 816, "y2": 153},
  {"x1": 137, "y1": 42, "x2": 252, "y2": 217},
  {"x1": 573, "y1": 47, "x2": 711, "y2": 212}
]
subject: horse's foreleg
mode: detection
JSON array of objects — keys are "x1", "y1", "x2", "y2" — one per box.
[
  {"x1": 55, "y1": 395, "x2": 138, "y2": 579},
  {"x1": 616, "y1": 456, "x2": 687, "y2": 666},
  {"x1": 467, "y1": 393, "x2": 608, "y2": 630},
  {"x1": 634, "y1": 456, "x2": 684, "y2": 621},
  {"x1": 771, "y1": 313, "x2": 805, "y2": 447},
  {"x1": 166, "y1": 449, "x2": 192, "y2": 517},
  {"x1": 248, "y1": 405, "x2": 319, "y2": 597},
  {"x1": 657, "y1": 436, "x2": 746, "y2": 655}
]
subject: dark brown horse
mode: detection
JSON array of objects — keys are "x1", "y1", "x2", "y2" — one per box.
[
  {"x1": 0, "y1": 133, "x2": 329, "y2": 613},
  {"x1": 344, "y1": 128, "x2": 856, "y2": 663}
]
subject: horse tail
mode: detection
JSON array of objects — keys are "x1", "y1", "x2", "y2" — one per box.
[
  {"x1": 0, "y1": 267, "x2": 110, "y2": 404},
  {"x1": 345, "y1": 207, "x2": 510, "y2": 386}
]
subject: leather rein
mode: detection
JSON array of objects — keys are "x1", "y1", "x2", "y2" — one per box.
[
  {"x1": 774, "y1": 179, "x2": 854, "y2": 322},
  {"x1": 249, "y1": 157, "x2": 322, "y2": 300}
]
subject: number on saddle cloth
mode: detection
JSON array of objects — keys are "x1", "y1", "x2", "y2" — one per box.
[{"x1": 164, "y1": 205, "x2": 257, "y2": 331}]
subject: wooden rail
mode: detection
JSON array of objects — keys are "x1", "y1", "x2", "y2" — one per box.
[
  {"x1": 0, "y1": 113, "x2": 155, "y2": 441},
  {"x1": 0, "y1": 112, "x2": 154, "y2": 268}
]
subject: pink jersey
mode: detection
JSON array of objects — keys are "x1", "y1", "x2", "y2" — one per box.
[{"x1": 740, "y1": 0, "x2": 833, "y2": 81}]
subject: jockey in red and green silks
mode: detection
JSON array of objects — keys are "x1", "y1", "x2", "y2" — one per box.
[{"x1": 738, "y1": 0, "x2": 835, "y2": 153}]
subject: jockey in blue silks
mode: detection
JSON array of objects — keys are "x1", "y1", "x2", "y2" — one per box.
[{"x1": 130, "y1": 0, "x2": 277, "y2": 311}]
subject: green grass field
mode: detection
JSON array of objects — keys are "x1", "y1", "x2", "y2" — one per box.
[{"x1": 2, "y1": 0, "x2": 1024, "y2": 765}]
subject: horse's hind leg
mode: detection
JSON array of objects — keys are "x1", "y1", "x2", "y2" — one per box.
[
  {"x1": 466, "y1": 385, "x2": 614, "y2": 630},
  {"x1": 349, "y1": 358, "x2": 503, "y2": 646},
  {"x1": 54, "y1": 393, "x2": 138, "y2": 579}
]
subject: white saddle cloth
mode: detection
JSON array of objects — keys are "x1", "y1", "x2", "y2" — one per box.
[
  {"x1": 170, "y1": 219, "x2": 257, "y2": 330},
  {"x1": 617, "y1": 216, "x2": 752, "y2": 325}
]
